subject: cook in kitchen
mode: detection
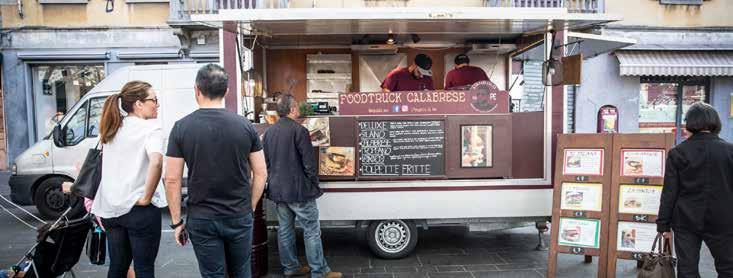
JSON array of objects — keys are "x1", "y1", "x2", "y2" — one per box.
[
  {"x1": 444, "y1": 54, "x2": 489, "y2": 90},
  {"x1": 381, "y1": 54, "x2": 434, "y2": 92}
]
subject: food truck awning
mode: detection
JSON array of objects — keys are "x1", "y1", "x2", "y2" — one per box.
[
  {"x1": 191, "y1": 7, "x2": 621, "y2": 38},
  {"x1": 566, "y1": 31, "x2": 636, "y2": 59}
]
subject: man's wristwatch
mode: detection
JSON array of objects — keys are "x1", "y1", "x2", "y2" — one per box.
[{"x1": 170, "y1": 220, "x2": 184, "y2": 229}]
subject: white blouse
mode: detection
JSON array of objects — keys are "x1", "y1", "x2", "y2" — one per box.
[{"x1": 91, "y1": 116, "x2": 167, "y2": 218}]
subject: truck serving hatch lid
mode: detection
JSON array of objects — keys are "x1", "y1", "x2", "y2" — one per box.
[{"x1": 192, "y1": 7, "x2": 621, "y2": 39}]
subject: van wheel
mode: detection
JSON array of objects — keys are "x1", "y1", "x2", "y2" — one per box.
[
  {"x1": 34, "y1": 177, "x2": 85, "y2": 220},
  {"x1": 367, "y1": 220, "x2": 418, "y2": 259}
]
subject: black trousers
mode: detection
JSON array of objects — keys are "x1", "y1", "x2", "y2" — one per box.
[
  {"x1": 674, "y1": 228, "x2": 733, "y2": 278},
  {"x1": 102, "y1": 205, "x2": 162, "y2": 278}
]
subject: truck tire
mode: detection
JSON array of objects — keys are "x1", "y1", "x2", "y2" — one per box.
[
  {"x1": 34, "y1": 176, "x2": 85, "y2": 220},
  {"x1": 367, "y1": 219, "x2": 418, "y2": 259}
]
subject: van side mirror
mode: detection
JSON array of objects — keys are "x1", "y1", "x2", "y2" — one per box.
[{"x1": 52, "y1": 124, "x2": 65, "y2": 147}]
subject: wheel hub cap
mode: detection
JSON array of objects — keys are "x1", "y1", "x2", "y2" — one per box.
[{"x1": 375, "y1": 220, "x2": 410, "y2": 253}]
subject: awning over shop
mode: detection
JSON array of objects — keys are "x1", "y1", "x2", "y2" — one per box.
[
  {"x1": 17, "y1": 50, "x2": 109, "y2": 60},
  {"x1": 616, "y1": 51, "x2": 733, "y2": 76},
  {"x1": 566, "y1": 32, "x2": 636, "y2": 59},
  {"x1": 117, "y1": 48, "x2": 182, "y2": 59}
]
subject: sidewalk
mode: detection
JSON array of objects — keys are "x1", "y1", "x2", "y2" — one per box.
[{"x1": 0, "y1": 178, "x2": 717, "y2": 278}]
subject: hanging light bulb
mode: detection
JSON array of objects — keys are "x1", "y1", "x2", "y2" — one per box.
[{"x1": 386, "y1": 33, "x2": 395, "y2": 45}]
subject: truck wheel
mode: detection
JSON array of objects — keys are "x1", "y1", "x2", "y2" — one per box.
[
  {"x1": 34, "y1": 176, "x2": 85, "y2": 220},
  {"x1": 367, "y1": 219, "x2": 418, "y2": 259}
]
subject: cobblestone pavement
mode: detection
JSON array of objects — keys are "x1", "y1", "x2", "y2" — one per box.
[{"x1": 0, "y1": 173, "x2": 717, "y2": 277}]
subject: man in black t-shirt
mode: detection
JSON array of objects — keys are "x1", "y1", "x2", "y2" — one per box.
[{"x1": 164, "y1": 64, "x2": 267, "y2": 278}]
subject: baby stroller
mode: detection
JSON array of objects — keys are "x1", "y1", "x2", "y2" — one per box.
[{"x1": 9, "y1": 207, "x2": 92, "y2": 278}]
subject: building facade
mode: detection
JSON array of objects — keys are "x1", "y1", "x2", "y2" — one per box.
[
  {"x1": 572, "y1": 0, "x2": 733, "y2": 143},
  {"x1": 0, "y1": 0, "x2": 220, "y2": 168}
]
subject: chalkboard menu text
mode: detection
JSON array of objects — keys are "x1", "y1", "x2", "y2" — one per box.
[{"x1": 358, "y1": 120, "x2": 445, "y2": 177}]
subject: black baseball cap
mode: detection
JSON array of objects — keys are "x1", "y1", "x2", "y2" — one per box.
[
  {"x1": 455, "y1": 54, "x2": 470, "y2": 65},
  {"x1": 414, "y1": 54, "x2": 433, "y2": 76}
]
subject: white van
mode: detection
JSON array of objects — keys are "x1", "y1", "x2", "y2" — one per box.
[{"x1": 9, "y1": 64, "x2": 201, "y2": 219}]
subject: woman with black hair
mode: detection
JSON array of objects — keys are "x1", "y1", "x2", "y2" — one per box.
[{"x1": 657, "y1": 102, "x2": 733, "y2": 278}]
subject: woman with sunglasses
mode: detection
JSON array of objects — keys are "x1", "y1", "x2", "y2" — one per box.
[{"x1": 91, "y1": 81, "x2": 165, "y2": 278}]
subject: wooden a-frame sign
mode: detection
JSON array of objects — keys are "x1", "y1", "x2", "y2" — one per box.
[
  {"x1": 606, "y1": 133, "x2": 674, "y2": 278},
  {"x1": 548, "y1": 134, "x2": 613, "y2": 278},
  {"x1": 547, "y1": 133, "x2": 673, "y2": 278}
]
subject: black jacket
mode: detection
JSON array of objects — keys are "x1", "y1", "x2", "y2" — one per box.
[
  {"x1": 657, "y1": 132, "x2": 733, "y2": 234},
  {"x1": 262, "y1": 117, "x2": 323, "y2": 203}
]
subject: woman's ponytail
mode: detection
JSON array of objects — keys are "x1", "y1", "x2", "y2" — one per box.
[{"x1": 99, "y1": 94, "x2": 122, "y2": 144}]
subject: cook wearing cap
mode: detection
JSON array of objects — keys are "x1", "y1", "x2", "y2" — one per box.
[
  {"x1": 444, "y1": 54, "x2": 489, "y2": 90},
  {"x1": 381, "y1": 54, "x2": 435, "y2": 92}
]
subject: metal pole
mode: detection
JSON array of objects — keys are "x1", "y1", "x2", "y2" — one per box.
[{"x1": 675, "y1": 83, "x2": 684, "y2": 144}]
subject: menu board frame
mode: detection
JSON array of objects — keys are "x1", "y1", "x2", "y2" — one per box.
[{"x1": 356, "y1": 117, "x2": 447, "y2": 180}]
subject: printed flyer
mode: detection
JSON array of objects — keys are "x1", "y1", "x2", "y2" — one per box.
[
  {"x1": 563, "y1": 149, "x2": 604, "y2": 176},
  {"x1": 558, "y1": 218, "x2": 601, "y2": 248},
  {"x1": 618, "y1": 185, "x2": 663, "y2": 215},
  {"x1": 560, "y1": 183, "x2": 603, "y2": 212},
  {"x1": 621, "y1": 149, "x2": 665, "y2": 177},
  {"x1": 617, "y1": 222, "x2": 658, "y2": 253}
]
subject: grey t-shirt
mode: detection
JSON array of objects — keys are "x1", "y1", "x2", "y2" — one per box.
[{"x1": 167, "y1": 108, "x2": 262, "y2": 219}]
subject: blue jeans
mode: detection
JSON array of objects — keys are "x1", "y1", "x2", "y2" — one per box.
[
  {"x1": 102, "y1": 205, "x2": 161, "y2": 278},
  {"x1": 276, "y1": 200, "x2": 331, "y2": 277},
  {"x1": 187, "y1": 213, "x2": 253, "y2": 278}
]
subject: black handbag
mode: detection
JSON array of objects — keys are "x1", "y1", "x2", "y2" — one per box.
[
  {"x1": 638, "y1": 233, "x2": 676, "y2": 278},
  {"x1": 86, "y1": 219, "x2": 106, "y2": 265},
  {"x1": 71, "y1": 141, "x2": 102, "y2": 199}
]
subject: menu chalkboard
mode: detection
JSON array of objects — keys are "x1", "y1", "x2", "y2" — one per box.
[{"x1": 357, "y1": 120, "x2": 445, "y2": 177}]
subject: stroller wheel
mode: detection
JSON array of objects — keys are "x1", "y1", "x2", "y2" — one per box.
[{"x1": 34, "y1": 176, "x2": 85, "y2": 220}]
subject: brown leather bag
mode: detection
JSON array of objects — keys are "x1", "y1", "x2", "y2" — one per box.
[{"x1": 638, "y1": 233, "x2": 676, "y2": 278}]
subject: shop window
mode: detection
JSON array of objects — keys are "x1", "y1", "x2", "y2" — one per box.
[
  {"x1": 32, "y1": 65, "x2": 105, "y2": 141},
  {"x1": 63, "y1": 102, "x2": 88, "y2": 146},
  {"x1": 638, "y1": 77, "x2": 708, "y2": 140}
]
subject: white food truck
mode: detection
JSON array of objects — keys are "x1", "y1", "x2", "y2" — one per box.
[{"x1": 10, "y1": 4, "x2": 634, "y2": 258}]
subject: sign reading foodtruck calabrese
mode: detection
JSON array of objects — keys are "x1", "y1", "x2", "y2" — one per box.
[{"x1": 339, "y1": 81, "x2": 510, "y2": 115}]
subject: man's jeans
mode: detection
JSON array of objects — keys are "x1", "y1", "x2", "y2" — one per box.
[
  {"x1": 276, "y1": 200, "x2": 331, "y2": 277},
  {"x1": 187, "y1": 213, "x2": 254, "y2": 278}
]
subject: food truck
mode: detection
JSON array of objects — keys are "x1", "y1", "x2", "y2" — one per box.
[{"x1": 190, "y1": 5, "x2": 634, "y2": 258}]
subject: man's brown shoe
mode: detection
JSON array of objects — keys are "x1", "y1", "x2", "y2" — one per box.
[
  {"x1": 324, "y1": 271, "x2": 343, "y2": 278},
  {"x1": 284, "y1": 266, "x2": 311, "y2": 277}
]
